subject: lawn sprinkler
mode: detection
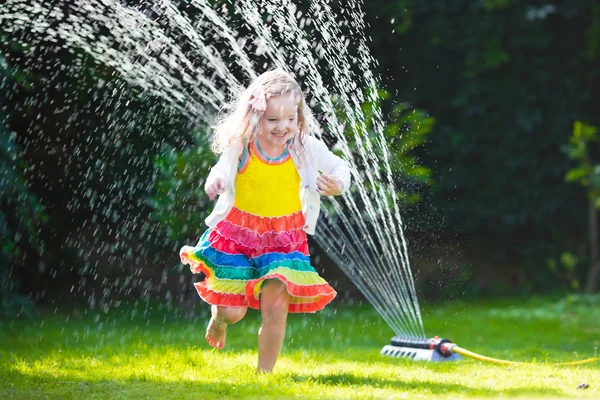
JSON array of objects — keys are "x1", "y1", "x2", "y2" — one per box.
[
  {"x1": 382, "y1": 336, "x2": 600, "y2": 365},
  {"x1": 381, "y1": 336, "x2": 462, "y2": 362}
]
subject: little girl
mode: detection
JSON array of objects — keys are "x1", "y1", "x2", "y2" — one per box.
[{"x1": 179, "y1": 69, "x2": 351, "y2": 373}]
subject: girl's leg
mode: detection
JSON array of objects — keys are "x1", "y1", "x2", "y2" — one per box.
[
  {"x1": 206, "y1": 305, "x2": 247, "y2": 350},
  {"x1": 257, "y1": 279, "x2": 291, "y2": 373}
]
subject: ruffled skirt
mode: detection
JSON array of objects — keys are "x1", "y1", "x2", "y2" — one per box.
[{"x1": 179, "y1": 207, "x2": 336, "y2": 313}]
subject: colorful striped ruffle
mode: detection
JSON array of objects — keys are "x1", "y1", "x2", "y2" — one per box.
[{"x1": 179, "y1": 207, "x2": 336, "y2": 313}]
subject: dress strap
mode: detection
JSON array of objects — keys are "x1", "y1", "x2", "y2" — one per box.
[
  {"x1": 255, "y1": 140, "x2": 289, "y2": 162},
  {"x1": 252, "y1": 140, "x2": 292, "y2": 165},
  {"x1": 238, "y1": 136, "x2": 250, "y2": 173}
]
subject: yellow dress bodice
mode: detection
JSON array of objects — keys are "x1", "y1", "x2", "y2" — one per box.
[{"x1": 233, "y1": 147, "x2": 302, "y2": 217}]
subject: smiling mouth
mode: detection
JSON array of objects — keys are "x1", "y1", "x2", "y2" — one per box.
[{"x1": 272, "y1": 132, "x2": 287, "y2": 137}]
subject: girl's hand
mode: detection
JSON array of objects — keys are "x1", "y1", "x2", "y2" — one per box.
[
  {"x1": 205, "y1": 177, "x2": 226, "y2": 201},
  {"x1": 316, "y1": 173, "x2": 343, "y2": 196}
]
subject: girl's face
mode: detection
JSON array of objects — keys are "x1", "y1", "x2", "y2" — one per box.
[{"x1": 258, "y1": 93, "x2": 299, "y2": 149}]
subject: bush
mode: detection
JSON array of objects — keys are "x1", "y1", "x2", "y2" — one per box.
[
  {"x1": 0, "y1": 56, "x2": 45, "y2": 318},
  {"x1": 148, "y1": 127, "x2": 216, "y2": 243}
]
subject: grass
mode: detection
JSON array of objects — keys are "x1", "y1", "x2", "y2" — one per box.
[{"x1": 1, "y1": 295, "x2": 599, "y2": 399}]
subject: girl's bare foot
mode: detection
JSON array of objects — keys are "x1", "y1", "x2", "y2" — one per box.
[{"x1": 205, "y1": 317, "x2": 227, "y2": 350}]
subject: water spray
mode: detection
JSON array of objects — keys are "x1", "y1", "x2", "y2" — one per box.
[{"x1": 382, "y1": 336, "x2": 599, "y2": 365}]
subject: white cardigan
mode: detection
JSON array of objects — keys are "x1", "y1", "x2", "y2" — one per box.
[{"x1": 204, "y1": 135, "x2": 351, "y2": 235}]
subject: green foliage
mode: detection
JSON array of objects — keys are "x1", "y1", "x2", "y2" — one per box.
[
  {"x1": 365, "y1": 1, "x2": 599, "y2": 228},
  {"x1": 148, "y1": 128, "x2": 217, "y2": 242},
  {"x1": 1, "y1": 0, "x2": 599, "y2": 300},
  {"x1": 547, "y1": 251, "x2": 580, "y2": 291},
  {"x1": 0, "y1": 56, "x2": 44, "y2": 319},
  {"x1": 337, "y1": 88, "x2": 435, "y2": 206},
  {"x1": 384, "y1": 102, "x2": 435, "y2": 188},
  {"x1": 562, "y1": 121, "x2": 600, "y2": 292},
  {"x1": 363, "y1": 0, "x2": 600, "y2": 292},
  {"x1": 557, "y1": 291, "x2": 600, "y2": 310},
  {"x1": 1, "y1": 31, "x2": 196, "y2": 304},
  {"x1": 564, "y1": 121, "x2": 599, "y2": 190}
]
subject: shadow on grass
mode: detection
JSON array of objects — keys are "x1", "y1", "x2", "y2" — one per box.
[
  {"x1": 289, "y1": 372, "x2": 562, "y2": 397},
  {"x1": 1, "y1": 369, "x2": 564, "y2": 399},
  {"x1": 0, "y1": 368, "x2": 287, "y2": 399}
]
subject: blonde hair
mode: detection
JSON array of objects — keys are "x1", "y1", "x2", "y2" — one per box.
[{"x1": 210, "y1": 69, "x2": 316, "y2": 154}]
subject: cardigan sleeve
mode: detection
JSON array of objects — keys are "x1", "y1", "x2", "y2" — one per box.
[
  {"x1": 313, "y1": 138, "x2": 351, "y2": 194},
  {"x1": 204, "y1": 154, "x2": 229, "y2": 190},
  {"x1": 204, "y1": 141, "x2": 241, "y2": 192}
]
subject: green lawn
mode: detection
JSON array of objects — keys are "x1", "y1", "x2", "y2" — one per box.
[{"x1": 1, "y1": 296, "x2": 599, "y2": 399}]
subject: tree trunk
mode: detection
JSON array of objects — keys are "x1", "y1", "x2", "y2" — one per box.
[{"x1": 585, "y1": 197, "x2": 599, "y2": 293}]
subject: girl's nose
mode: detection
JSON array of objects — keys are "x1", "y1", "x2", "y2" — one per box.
[{"x1": 278, "y1": 120, "x2": 289, "y2": 131}]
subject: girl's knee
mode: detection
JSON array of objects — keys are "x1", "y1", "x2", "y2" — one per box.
[
  {"x1": 260, "y1": 279, "x2": 291, "y2": 315},
  {"x1": 215, "y1": 305, "x2": 247, "y2": 324},
  {"x1": 262, "y1": 279, "x2": 290, "y2": 299}
]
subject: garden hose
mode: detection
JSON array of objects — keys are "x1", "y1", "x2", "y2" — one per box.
[{"x1": 448, "y1": 344, "x2": 599, "y2": 366}]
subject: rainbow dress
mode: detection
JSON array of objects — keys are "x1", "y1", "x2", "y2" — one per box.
[{"x1": 179, "y1": 141, "x2": 336, "y2": 313}]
